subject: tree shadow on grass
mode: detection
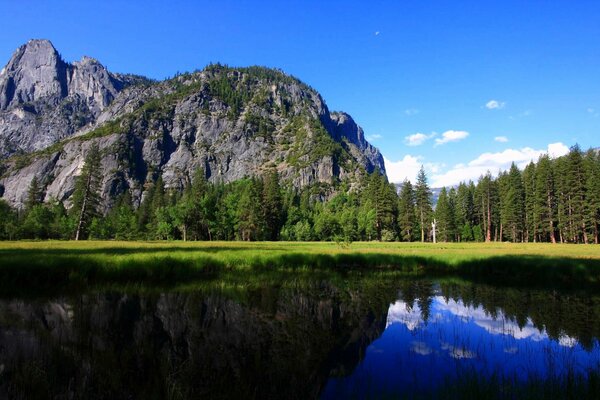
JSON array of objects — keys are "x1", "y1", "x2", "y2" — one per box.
[{"x1": 1, "y1": 251, "x2": 600, "y2": 297}]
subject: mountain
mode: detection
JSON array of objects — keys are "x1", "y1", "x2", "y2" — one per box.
[
  {"x1": 0, "y1": 39, "x2": 148, "y2": 156},
  {"x1": 0, "y1": 40, "x2": 385, "y2": 209}
]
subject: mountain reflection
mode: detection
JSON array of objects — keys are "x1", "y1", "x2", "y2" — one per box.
[{"x1": 1, "y1": 278, "x2": 599, "y2": 399}]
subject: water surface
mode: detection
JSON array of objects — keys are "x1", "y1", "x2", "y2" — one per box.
[{"x1": 0, "y1": 276, "x2": 598, "y2": 399}]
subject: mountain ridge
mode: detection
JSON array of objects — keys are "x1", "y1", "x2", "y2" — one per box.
[{"x1": 0, "y1": 40, "x2": 386, "y2": 209}]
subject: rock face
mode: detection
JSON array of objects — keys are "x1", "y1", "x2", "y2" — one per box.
[
  {"x1": 0, "y1": 39, "x2": 147, "y2": 156},
  {"x1": 0, "y1": 40, "x2": 386, "y2": 209}
]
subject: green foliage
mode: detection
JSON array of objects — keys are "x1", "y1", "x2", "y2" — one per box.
[
  {"x1": 2, "y1": 146, "x2": 600, "y2": 245},
  {"x1": 71, "y1": 143, "x2": 103, "y2": 240},
  {"x1": 415, "y1": 166, "x2": 433, "y2": 242}
]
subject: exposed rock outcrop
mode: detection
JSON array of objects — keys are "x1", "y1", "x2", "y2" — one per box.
[
  {"x1": 0, "y1": 39, "x2": 147, "y2": 156},
  {"x1": 0, "y1": 40, "x2": 386, "y2": 210}
]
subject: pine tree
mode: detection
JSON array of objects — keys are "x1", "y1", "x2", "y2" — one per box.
[
  {"x1": 262, "y1": 170, "x2": 283, "y2": 240},
  {"x1": 564, "y1": 146, "x2": 587, "y2": 243},
  {"x1": 71, "y1": 144, "x2": 103, "y2": 240},
  {"x1": 475, "y1": 172, "x2": 497, "y2": 242},
  {"x1": 415, "y1": 166, "x2": 433, "y2": 242},
  {"x1": 435, "y1": 187, "x2": 455, "y2": 242},
  {"x1": 25, "y1": 176, "x2": 43, "y2": 211},
  {"x1": 500, "y1": 163, "x2": 525, "y2": 242},
  {"x1": 455, "y1": 182, "x2": 475, "y2": 241},
  {"x1": 534, "y1": 154, "x2": 557, "y2": 243},
  {"x1": 522, "y1": 162, "x2": 537, "y2": 242},
  {"x1": 398, "y1": 179, "x2": 416, "y2": 241},
  {"x1": 584, "y1": 149, "x2": 600, "y2": 244},
  {"x1": 447, "y1": 187, "x2": 458, "y2": 241}
]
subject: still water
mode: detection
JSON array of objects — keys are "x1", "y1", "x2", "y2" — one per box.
[{"x1": 0, "y1": 277, "x2": 599, "y2": 399}]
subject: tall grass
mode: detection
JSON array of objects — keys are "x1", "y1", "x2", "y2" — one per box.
[{"x1": 1, "y1": 241, "x2": 600, "y2": 293}]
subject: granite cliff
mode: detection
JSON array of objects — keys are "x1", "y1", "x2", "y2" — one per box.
[{"x1": 0, "y1": 40, "x2": 386, "y2": 209}]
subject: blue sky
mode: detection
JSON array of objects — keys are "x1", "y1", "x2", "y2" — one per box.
[{"x1": 1, "y1": 1, "x2": 599, "y2": 186}]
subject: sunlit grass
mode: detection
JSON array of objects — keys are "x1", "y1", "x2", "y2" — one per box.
[{"x1": 0, "y1": 241, "x2": 599, "y2": 293}]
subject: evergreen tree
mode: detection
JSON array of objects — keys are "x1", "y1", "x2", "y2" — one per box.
[
  {"x1": 522, "y1": 162, "x2": 537, "y2": 242},
  {"x1": 237, "y1": 178, "x2": 264, "y2": 240},
  {"x1": 435, "y1": 187, "x2": 455, "y2": 242},
  {"x1": 534, "y1": 154, "x2": 557, "y2": 243},
  {"x1": 500, "y1": 163, "x2": 525, "y2": 242},
  {"x1": 25, "y1": 176, "x2": 43, "y2": 211},
  {"x1": 564, "y1": 145, "x2": 587, "y2": 243},
  {"x1": 455, "y1": 182, "x2": 475, "y2": 241},
  {"x1": 415, "y1": 166, "x2": 433, "y2": 242},
  {"x1": 584, "y1": 150, "x2": 600, "y2": 244},
  {"x1": 475, "y1": 172, "x2": 497, "y2": 242},
  {"x1": 398, "y1": 179, "x2": 416, "y2": 241},
  {"x1": 447, "y1": 187, "x2": 458, "y2": 241},
  {"x1": 262, "y1": 170, "x2": 283, "y2": 240},
  {"x1": 71, "y1": 143, "x2": 103, "y2": 240}
]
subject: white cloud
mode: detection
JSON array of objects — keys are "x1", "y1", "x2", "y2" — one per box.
[
  {"x1": 485, "y1": 100, "x2": 505, "y2": 110},
  {"x1": 587, "y1": 108, "x2": 595, "y2": 113},
  {"x1": 384, "y1": 155, "x2": 441, "y2": 184},
  {"x1": 434, "y1": 130, "x2": 469, "y2": 146},
  {"x1": 430, "y1": 142, "x2": 569, "y2": 187},
  {"x1": 375, "y1": 31, "x2": 380, "y2": 36},
  {"x1": 383, "y1": 155, "x2": 423, "y2": 183},
  {"x1": 405, "y1": 132, "x2": 434, "y2": 146},
  {"x1": 547, "y1": 142, "x2": 569, "y2": 158},
  {"x1": 404, "y1": 108, "x2": 419, "y2": 116},
  {"x1": 494, "y1": 136, "x2": 508, "y2": 143},
  {"x1": 366, "y1": 133, "x2": 382, "y2": 142}
]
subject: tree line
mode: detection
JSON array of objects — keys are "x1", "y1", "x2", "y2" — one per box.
[{"x1": 0, "y1": 145, "x2": 598, "y2": 243}]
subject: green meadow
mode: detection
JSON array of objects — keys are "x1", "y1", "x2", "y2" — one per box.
[{"x1": 1, "y1": 241, "x2": 600, "y2": 294}]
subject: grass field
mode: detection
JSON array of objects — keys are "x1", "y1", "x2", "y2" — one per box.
[{"x1": 1, "y1": 241, "x2": 600, "y2": 293}]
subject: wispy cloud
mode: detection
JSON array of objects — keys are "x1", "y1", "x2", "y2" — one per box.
[
  {"x1": 405, "y1": 132, "x2": 435, "y2": 146},
  {"x1": 494, "y1": 136, "x2": 508, "y2": 143},
  {"x1": 404, "y1": 108, "x2": 419, "y2": 116},
  {"x1": 434, "y1": 130, "x2": 469, "y2": 146},
  {"x1": 366, "y1": 133, "x2": 382, "y2": 141},
  {"x1": 485, "y1": 100, "x2": 505, "y2": 110},
  {"x1": 588, "y1": 107, "x2": 599, "y2": 117},
  {"x1": 374, "y1": 31, "x2": 380, "y2": 36}
]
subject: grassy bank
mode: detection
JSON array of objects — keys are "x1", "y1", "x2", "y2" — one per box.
[{"x1": 1, "y1": 241, "x2": 600, "y2": 293}]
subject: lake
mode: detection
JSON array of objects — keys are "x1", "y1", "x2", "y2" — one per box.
[{"x1": 1, "y1": 274, "x2": 599, "y2": 399}]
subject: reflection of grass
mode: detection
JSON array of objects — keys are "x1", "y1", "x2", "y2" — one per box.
[{"x1": 1, "y1": 241, "x2": 600, "y2": 293}]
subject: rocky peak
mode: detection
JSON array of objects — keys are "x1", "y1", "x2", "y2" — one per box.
[
  {"x1": 0, "y1": 39, "x2": 148, "y2": 156},
  {"x1": 0, "y1": 39, "x2": 68, "y2": 109},
  {"x1": 329, "y1": 111, "x2": 366, "y2": 149}
]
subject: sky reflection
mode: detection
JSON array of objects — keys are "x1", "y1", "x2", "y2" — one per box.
[{"x1": 322, "y1": 290, "x2": 600, "y2": 399}]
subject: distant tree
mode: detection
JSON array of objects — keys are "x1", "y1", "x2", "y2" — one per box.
[
  {"x1": 71, "y1": 144, "x2": 103, "y2": 240},
  {"x1": 522, "y1": 162, "x2": 537, "y2": 242},
  {"x1": 435, "y1": 187, "x2": 455, "y2": 242},
  {"x1": 475, "y1": 172, "x2": 497, "y2": 242},
  {"x1": 535, "y1": 154, "x2": 557, "y2": 243},
  {"x1": 0, "y1": 200, "x2": 17, "y2": 240},
  {"x1": 500, "y1": 163, "x2": 525, "y2": 242},
  {"x1": 262, "y1": 170, "x2": 283, "y2": 240},
  {"x1": 398, "y1": 179, "x2": 416, "y2": 241},
  {"x1": 415, "y1": 166, "x2": 433, "y2": 242},
  {"x1": 25, "y1": 176, "x2": 44, "y2": 211},
  {"x1": 584, "y1": 149, "x2": 600, "y2": 244}
]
